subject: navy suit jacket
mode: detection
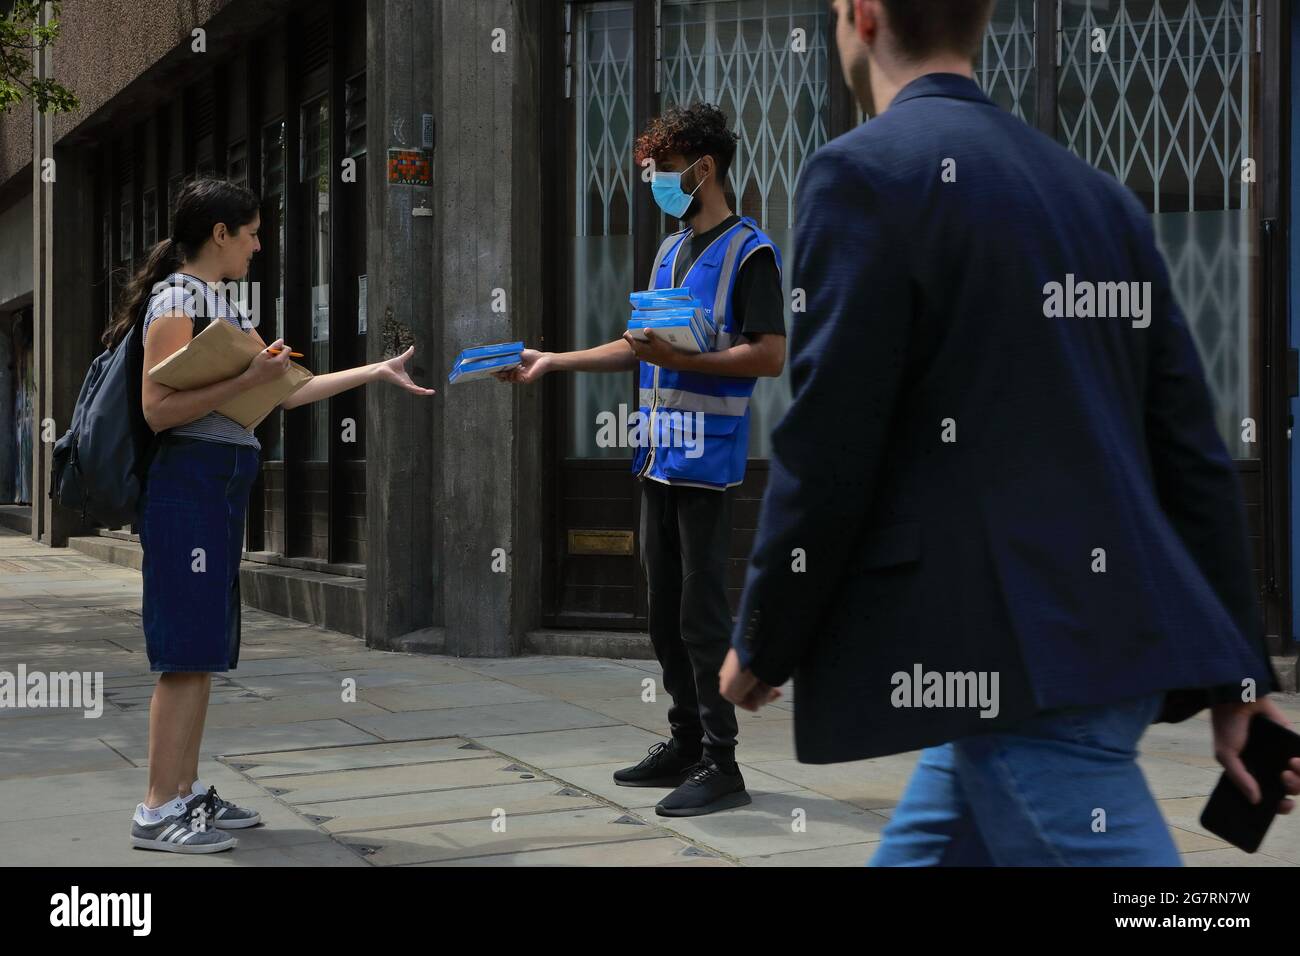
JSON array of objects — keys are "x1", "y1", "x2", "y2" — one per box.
[{"x1": 731, "y1": 74, "x2": 1277, "y2": 763}]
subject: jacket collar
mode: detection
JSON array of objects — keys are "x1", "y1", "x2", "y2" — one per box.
[{"x1": 889, "y1": 72, "x2": 993, "y2": 109}]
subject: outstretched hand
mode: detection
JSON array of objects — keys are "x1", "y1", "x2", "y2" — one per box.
[{"x1": 374, "y1": 346, "x2": 436, "y2": 396}]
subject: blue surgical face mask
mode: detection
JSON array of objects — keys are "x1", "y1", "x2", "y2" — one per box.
[{"x1": 651, "y1": 157, "x2": 706, "y2": 219}]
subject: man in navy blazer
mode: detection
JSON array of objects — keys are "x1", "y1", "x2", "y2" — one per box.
[{"x1": 719, "y1": 0, "x2": 1300, "y2": 865}]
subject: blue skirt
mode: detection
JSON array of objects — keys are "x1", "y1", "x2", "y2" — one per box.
[{"x1": 139, "y1": 436, "x2": 260, "y2": 672}]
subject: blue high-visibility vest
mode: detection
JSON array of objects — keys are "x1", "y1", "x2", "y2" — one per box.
[{"x1": 632, "y1": 216, "x2": 782, "y2": 489}]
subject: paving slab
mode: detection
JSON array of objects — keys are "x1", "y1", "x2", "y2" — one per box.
[
  {"x1": 498, "y1": 668, "x2": 667, "y2": 701},
  {"x1": 0, "y1": 737, "x2": 135, "y2": 779},
  {"x1": 229, "y1": 739, "x2": 490, "y2": 778},
  {"x1": 1159, "y1": 795, "x2": 1300, "y2": 865},
  {"x1": 200, "y1": 693, "x2": 392, "y2": 730},
  {"x1": 743, "y1": 842, "x2": 881, "y2": 867},
  {"x1": 228, "y1": 669, "x2": 433, "y2": 698},
  {"x1": 567, "y1": 695, "x2": 792, "y2": 734},
  {"x1": 313, "y1": 653, "x2": 482, "y2": 679},
  {"x1": 359, "y1": 679, "x2": 549, "y2": 712},
  {"x1": 1181, "y1": 847, "x2": 1297, "y2": 867},
  {"x1": 0, "y1": 795, "x2": 328, "y2": 866},
  {"x1": 100, "y1": 718, "x2": 381, "y2": 763},
  {"x1": 749, "y1": 753, "x2": 920, "y2": 810},
  {"x1": 334, "y1": 806, "x2": 664, "y2": 865},
  {"x1": 640, "y1": 788, "x2": 890, "y2": 859},
  {"x1": 452, "y1": 656, "x2": 638, "y2": 678},
  {"x1": 441, "y1": 836, "x2": 733, "y2": 867},
  {"x1": 216, "y1": 657, "x2": 335, "y2": 678},
  {"x1": 1136, "y1": 754, "x2": 1226, "y2": 801},
  {"x1": 222, "y1": 841, "x2": 371, "y2": 867},
  {"x1": 0, "y1": 760, "x2": 258, "y2": 822},
  {"x1": 479, "y1": 724, "x2": 669, "y2": 770},
  {"x1": 262, "y1": 756, "x2": 536, "y2": 804},
  {"x1": 300, "y1": 781, "x2": 603, "y2": 833},
  {"x1": 348, "y1": 700, "x2": 620, "y2": 742}
]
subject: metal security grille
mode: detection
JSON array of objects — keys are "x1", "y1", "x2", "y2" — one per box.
[
  {"x1": 660, "y1": 0, "x2": 828, "y2": 234},
  {"x1": 570, "y1": 2, "x2": 634, "y2": 459},
  {"x1": 1058, "y1": 0, "x2": 1251, "y2": 213},
  {"x1": 976, "y1": 0, "x2": 1037, "y2": 122},
  {"x1": 1057, "y1": 0, "x2": 1256, "y2": 458},
  {"x1": 574, "y1": 3, "x2": 633, "y2": 239},
  {"x1": 658, "y1": 0, "x2": 828, "y2": 457}
]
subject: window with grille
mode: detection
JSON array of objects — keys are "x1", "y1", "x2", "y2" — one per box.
[
  {"x1": 1058, "y1": 0, "x2": 1257, "y2": 458},
  {"x1": 660, "y1": 0, "x2": 830, "y2": 458}
]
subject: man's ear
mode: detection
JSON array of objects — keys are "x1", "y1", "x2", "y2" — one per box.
[
  {"x1": 855, "y1": 0, "x2": 877, "y2": 44},
  {"x1": 698, "y1": 154, "x2": 717, "y2": 189}
]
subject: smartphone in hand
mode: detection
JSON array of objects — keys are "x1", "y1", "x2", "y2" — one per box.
[{"x1": 1200, "y1": 714, "x2": 1300, "y2": 853}]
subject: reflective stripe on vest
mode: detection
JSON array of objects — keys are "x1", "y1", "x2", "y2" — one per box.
[
  {"x1": 648, "y1": 230, "x2": 687, "y2": 289},
  {"x1": 637, "y1": 387, "x2": 749, "y2": 417}
]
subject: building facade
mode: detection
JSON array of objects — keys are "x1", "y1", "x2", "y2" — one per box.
[{"x1": 0, "y1": 0, "x2": 1295, "y2": 675}]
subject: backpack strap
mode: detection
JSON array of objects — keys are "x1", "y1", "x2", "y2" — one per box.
[{"x1": 172, "y1": 273, "x2": 216, "y2": 339}]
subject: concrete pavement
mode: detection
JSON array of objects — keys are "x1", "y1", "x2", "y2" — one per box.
[{"x1": 1, "y1": 526, "x2": 1297, "y2": 867}]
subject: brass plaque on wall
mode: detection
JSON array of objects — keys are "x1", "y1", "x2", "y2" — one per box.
[{"x1": 567, "y1": 530, "x2": 634, "y2": 556}]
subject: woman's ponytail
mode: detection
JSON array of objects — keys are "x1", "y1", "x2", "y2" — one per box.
[
  {"x1": 100, "y1": 177, "x2": 260, "y2": 350},
  {"x1": 102, "y1": 236, "x2": 183, "y2": 349}
]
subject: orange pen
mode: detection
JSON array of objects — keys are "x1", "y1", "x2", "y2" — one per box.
[{"x1": 265, "y1": 347, "x2": 304, "y2": 358}]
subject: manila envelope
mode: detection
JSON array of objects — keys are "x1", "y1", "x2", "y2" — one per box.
[{"x1": 147, "y1": 318, "x2": 313, "y2": 430}]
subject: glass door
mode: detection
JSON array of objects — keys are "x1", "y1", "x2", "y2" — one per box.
[
  {"x1": 548, "y1": 0, "x2": 833, "y2": 626},
  {"x1": 551, "y1": 0, "x2": 640, "y2": 627}
]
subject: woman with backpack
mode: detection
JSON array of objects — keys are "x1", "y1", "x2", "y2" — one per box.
[{"x1": 99, "y1": 178, "x2": 435, "y2": 853}]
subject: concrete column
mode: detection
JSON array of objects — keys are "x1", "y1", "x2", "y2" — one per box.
[
  {"x1": 32, "y1": 143, "x2": 97, "y2": 547},
  {"x1": 30, "y1": 0, "x2": 99, "y2": 546},
  {"x1": 363, "y1": 0, "x2": 544, "y2": 656},
  {"x1": 364, "y1": 0, "x2": 441, "y2": 648},
  {"x1": 435, "y1": 0, "x2": 545, "y2": 656}
]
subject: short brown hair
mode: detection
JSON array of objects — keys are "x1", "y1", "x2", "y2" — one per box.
[{"x1": 875, "y1": 0, "x2": 995, "y2": 61}]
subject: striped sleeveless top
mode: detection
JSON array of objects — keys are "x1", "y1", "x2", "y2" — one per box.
[{"x1": 141, "y1": 273, "x2": 262, "y2": 450}]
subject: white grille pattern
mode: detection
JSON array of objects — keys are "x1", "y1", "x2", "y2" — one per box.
[
  {"x1": 1154, "y1": 210, "x2": 1252, "y2": 458},
  {"x1": 571, "y1": 4, "x2": 635, "y2": 457},
  {"x1": 1058, "y1": 0, "x2": 1251, "y2": 212},
  {"x1": 659, "y1": 0, "x2": 828, "y2": 454},
  {"x1": 576, "y1": 3, "x2": 634, "y2": 238},
  {"x1": 660, "y1": 0, "x2": 829, "y2": 233},
  {"x1": 976, "y1": 0, "x2": 1037, "y2": 121},
  {"x1": 1058, "y1": 0, "x2": 1255, "y2": 457}
]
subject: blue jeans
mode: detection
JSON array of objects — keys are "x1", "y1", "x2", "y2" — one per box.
[{"x1": 869, "y1": 693, "x2": 1181, "y2": 866}]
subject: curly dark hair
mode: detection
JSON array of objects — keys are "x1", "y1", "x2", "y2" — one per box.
[{"x1": 634, "y1": 103, "x2": 739, "y2": 178}]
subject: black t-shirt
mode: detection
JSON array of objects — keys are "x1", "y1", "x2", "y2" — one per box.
[{"x1": 670, "y1": 215, "x2": 786, "y2": 339}]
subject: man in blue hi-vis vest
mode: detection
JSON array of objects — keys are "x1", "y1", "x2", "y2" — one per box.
[{"x1": 500, "y1": 104, "x2": 787, "y2": 817}]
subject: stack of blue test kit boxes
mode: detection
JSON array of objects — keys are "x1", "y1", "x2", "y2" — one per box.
[
  {"x1": 448, "y1": 341, "x2": 524, "y2": 384},
  {"x1": 627, "y1": 288, "x2": 714, "y2": 353}
]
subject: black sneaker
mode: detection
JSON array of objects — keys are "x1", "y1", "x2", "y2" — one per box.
[
  {"x1": 655, "y1": 758, "x2": 751, "y2": 817},
  {"x1": 613, "y1": 741, "x2": 702, "y2": 788}
]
